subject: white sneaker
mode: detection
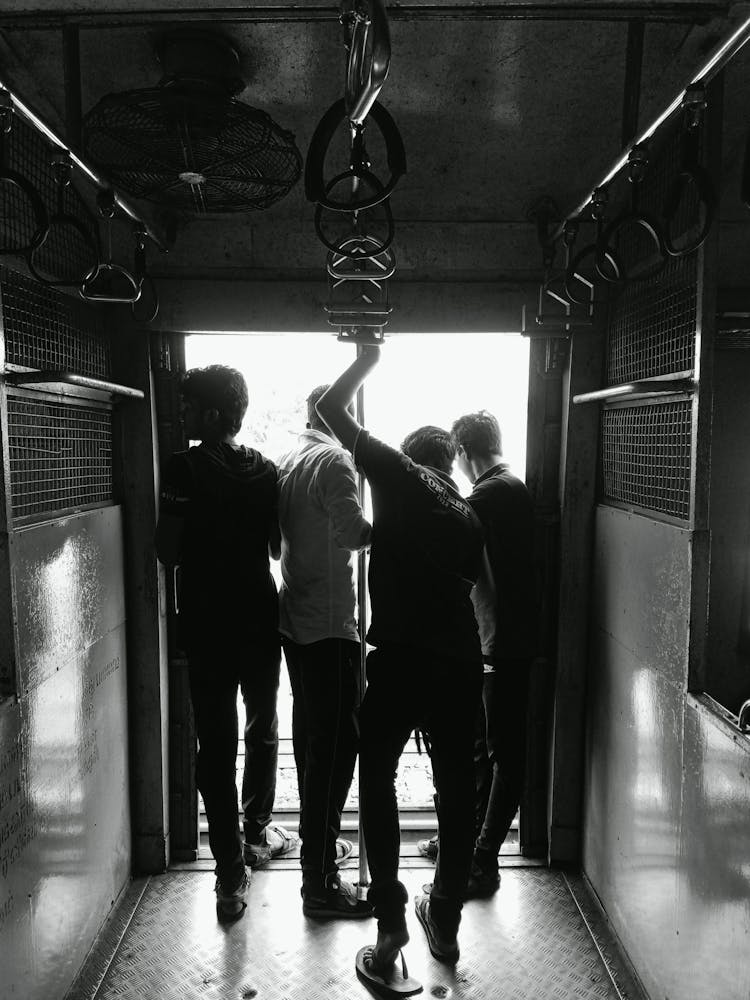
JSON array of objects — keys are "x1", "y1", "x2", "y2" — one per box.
[{"x1": 215, "y1": 867, "x2": 250, "y2": 921}]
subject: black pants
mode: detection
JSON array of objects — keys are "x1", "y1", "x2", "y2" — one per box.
[
  {"x1": 187, "y1": 631, "x2": 281, "y2": 886},
  {"x1": 360, "y1": 642, "x2": 483, "y2": 937},
  {"x1": 283, "y1": 637, "x2": 361, "y2": 891},
  {"x1": 473, "y1": 659, "x2": 531, "y2": 868}
]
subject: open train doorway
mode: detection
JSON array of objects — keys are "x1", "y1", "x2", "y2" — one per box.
[{"x1": 181, "y1": 331, "x2": 531, "y2": 866}]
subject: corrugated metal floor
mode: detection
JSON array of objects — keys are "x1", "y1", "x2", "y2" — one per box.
[{"x1": 65, "y1": 864, "x2": 646, "y2": 1000}]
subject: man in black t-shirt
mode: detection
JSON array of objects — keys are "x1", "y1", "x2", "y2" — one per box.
[
  {"x1": 317, "y1": 347, "x2": 485, "y2": 990},
  {"x1": 419, "y1": 410, "x2": 537, "y2": 897},
  {"x1": 156, "y1": 365, "x2": 296, "y2": 922}
]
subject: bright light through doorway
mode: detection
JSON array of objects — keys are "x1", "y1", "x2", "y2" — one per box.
[
  {"x1": 185, "y1": 331, "x2": 529, "y2": 823},
  {"x1": 185, "y1": 332, "x2": 530, "y2": 495}
]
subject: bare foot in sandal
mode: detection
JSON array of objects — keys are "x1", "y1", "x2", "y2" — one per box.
[{"x1": 372, "y1": 926, "x2": 410, "y2": 969}]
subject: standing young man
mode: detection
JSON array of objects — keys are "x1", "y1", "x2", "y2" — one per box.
[
  {"x1": 419, "y1": 410, "x2": 536, "y2": 897},
  {"x1": 316, "y1": 347, "x2": 485, "y2": 992},
  {"x1": 156, "y1": 365, "x2": 296, "y2": 922},
  {"x1": 277, "y1": 385, "x2": 372, "y2": 919}
]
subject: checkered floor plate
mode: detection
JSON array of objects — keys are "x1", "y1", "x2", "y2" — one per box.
[{"x1": 67, "y1": 868, "x2": 645, "y2": 1000}]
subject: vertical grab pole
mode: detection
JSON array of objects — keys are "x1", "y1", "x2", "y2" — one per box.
[{"x1": 356, "y1": 343, "x2": 369, "y2": 891}]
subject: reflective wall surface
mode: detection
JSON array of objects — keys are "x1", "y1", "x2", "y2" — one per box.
[
  {"x1": 584, "y1": 506, "x2": 750, "y2": 1000},
  {"x1": 0, "y1": 506, "x2": 130, "y2": 1000}
]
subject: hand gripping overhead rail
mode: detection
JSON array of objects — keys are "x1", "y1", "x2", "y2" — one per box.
[{"x1": 0, "y1": 76, "x2": 170, "y2": 253}]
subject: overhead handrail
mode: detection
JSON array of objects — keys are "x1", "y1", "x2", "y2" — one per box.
[
  {"x1": 552, "y1": 12, "x2": 750, "y2": 245},
  {"x1": 662, "y1": 85, "x2": 715, "y2": 257},
  {"x1": 0, "y1": 90, "x2": 49, "y2": 256},
  {"x1": 4, "y1": 370, "x2": 144, "y2": 399},
  {"x1": 27, "y1": 150, "x2": 99, "y2": 286},
  {"x1": 573, "y1": 376, "x2": 695, "y2": 404},
  {"x1": 0, "y1": 76, "x2": 170, "y2": 252},
  {"x1": 342, "y1": 0, "x2": 391, "y2": 127}
]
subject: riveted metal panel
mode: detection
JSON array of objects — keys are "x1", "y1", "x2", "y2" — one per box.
[
  {"x1": 0, "y1": 507, "x2": 130, "y2": 1000},
  {"x1": 11, "y1": 506, "x2": 126, "y2": 691},
  {"x1": 584, "y1": 506, "x2": 692, "y2": 1000}
]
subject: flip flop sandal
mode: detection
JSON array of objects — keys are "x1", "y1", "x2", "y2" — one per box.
[{"x1": 355, "y1": 945, "x2": 423, "y2": 998}]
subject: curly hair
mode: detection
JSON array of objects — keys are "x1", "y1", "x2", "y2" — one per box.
[
  {"x1": 451, "y1": 410, "x2": 502, "y2": 459},
  {"x1": 181, "y1": 365, "x2": 249, "y2": 436},
  {"x1": 401, "y1": 425, "x2": 456, "y2": 473}
]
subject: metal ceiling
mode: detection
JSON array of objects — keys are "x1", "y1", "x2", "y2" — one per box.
[{"x1": 0, "y1": 0, "x2": 748, "y2": 331}]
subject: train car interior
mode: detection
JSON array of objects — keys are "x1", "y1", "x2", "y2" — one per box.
[{"x1": 0, "y1": 1, "x2": 749, "y2": 999}]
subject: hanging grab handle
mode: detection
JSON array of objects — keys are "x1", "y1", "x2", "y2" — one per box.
[
  {"x1": 305, "y1": 98, "x2": 406, "y2": 212},
  {"x1": 662, "y1": 85, "x2": 715, "y2": 257},
  {"x1": 596, "y1": 145, "x2": 666, "y2": 284},
  {"x1": 342, "y1": 0, "x2": 391, "y2": 127},
  {"x1": 80, "y1": 190, "x2": 141, "y2": 304},
  {"x1": 0, "y1": 89, "x2": 49, "y2": 257},
  {"x1": 565, "y1": 188, "x2": 622, "y2": 304},
  {"x1": 27, "y1": 150, "x2": 99, "y2": 287}
]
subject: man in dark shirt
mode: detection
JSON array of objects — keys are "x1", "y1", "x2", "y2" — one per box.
[
  {"x1": 156, "y1": 365, "x2": 296, "y2": 922},
  {"x1": 317, "y1": 347, "x2": 485, "y2": 991},
  {"x1": 419, "y1": 410, "x2": 536, "y2": 897}
]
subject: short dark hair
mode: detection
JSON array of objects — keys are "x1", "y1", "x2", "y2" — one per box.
[
  {"x1": 306, "y1": 384, "x2": 330, "y2": 429},
  {"x1": 401, "y1": 425, "x2": 456, "y2": 473},
  {"x1": 181, "y1": 365, "x2": 248, "y2": 435},
  {"x1": 451, "y1": 410, "x2": 502, "y2": 459}
]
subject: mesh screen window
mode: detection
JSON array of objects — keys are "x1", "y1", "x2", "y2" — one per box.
[
  {"x1": 607, "y1": 254, "x2": 697, "y2": 385},
  {"x1": 8, "y1": 397, "x2": 113, "y2": 520},
  {"x1": 1, "y1": 267, "x2": 110, "y2": 378},
  {"x1": 601, "y1": 400, "x2": 692, "y2": 520}
]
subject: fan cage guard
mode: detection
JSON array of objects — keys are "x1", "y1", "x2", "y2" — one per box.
[{"x1": 83, "y1": 88, "x2": 302, "y2": 213}]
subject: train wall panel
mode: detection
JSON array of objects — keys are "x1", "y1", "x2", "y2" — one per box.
[
  {"x1": 0, "y1": 507, "x2": 130, "y2": 1000},
  {"x1": 583, "y1": 504, "x2": 750, "y2": 1000}
]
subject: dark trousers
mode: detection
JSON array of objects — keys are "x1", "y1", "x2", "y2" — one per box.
[
  {"x1": 283, "y1": 636, "x2": 361, "y2": 891},
  {"x1": 360, "y1": 642, "x2": 483, "y2": 937},
  {"x1": 187, "y1": 631, "x2": 281, "y2": 886},
  {"x1": 473, "y1": 659, "x2": 531, "y2": 867}
]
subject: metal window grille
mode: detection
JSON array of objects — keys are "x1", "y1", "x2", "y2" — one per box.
[
  {"x1": 7, "y1": 396, "x2": 113, "y2": 520},
  {"x1": 1, "y1": 266, "x2": 110, "y2": 378},
  {"x1": 605, "y1": 117, "x2": 700, "y2": 385},
  {"x1": 601, "y1": 401, "x2": 692, "y2": 520},
  {"x1": 606, "y1": 253, "x2": 697, "y2": 384},
  {"x1": 0, "y1": 115, "x2": 99, "y2": 284}
]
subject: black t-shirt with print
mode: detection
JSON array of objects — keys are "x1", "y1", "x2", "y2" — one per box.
[
  {"x1": 354, "y1": 430, "x2": 483, "y2": 661},
  {"x1": 160, "y1": 442, "x2": 279, "y2": 643}
]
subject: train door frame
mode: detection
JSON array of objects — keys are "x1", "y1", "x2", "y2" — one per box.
[{"x1": 153, "y1": 329, "x2": 556, "y2": 865}]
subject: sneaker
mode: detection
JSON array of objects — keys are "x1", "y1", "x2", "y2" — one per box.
[
  {"x1": 302, "y1": 873, "x2": 373, "y2": 919},
  {"x1": 215, "y1": 868, "x2": 250, "y2": 922},
  {"x1": 414, "y1": 894, "x2": 459, "y2": 963},
  {"x1": 416, "y1": 833, "x2": 438, "y2": 861},
  {"x1": 243, "y1": 823, "x2": 299, "y2": 868},
  {"x1": 421, "y1": 867, "x2": 500, "y2": 902},
  {"x1": 335, "y1": 837, "x2": 354, "y2": 864}
]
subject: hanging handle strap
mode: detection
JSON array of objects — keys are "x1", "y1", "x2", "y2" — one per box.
[
  {"x1": 597, "y1": 145, "x2": 665, "y2": 283},
  {"x1": 663, "y1": 85, "x2": 715, "y2": 257},
  {"x1": 305, "y1": 98, "x2": 406, "y2": 211},
  {"x1": 27, "y1": 150, "x2": 99, "y2": 286},
  {"x1": 0, "y1": 90, "x2": 50, "y2": 256},
  {"x1": 342, "y1": 0, "x2": 391, "y2": 126}
]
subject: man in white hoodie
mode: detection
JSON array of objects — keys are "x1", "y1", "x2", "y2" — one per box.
[{"x1": 277, "y1": 385, "x2": 372, "y2": 919}]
